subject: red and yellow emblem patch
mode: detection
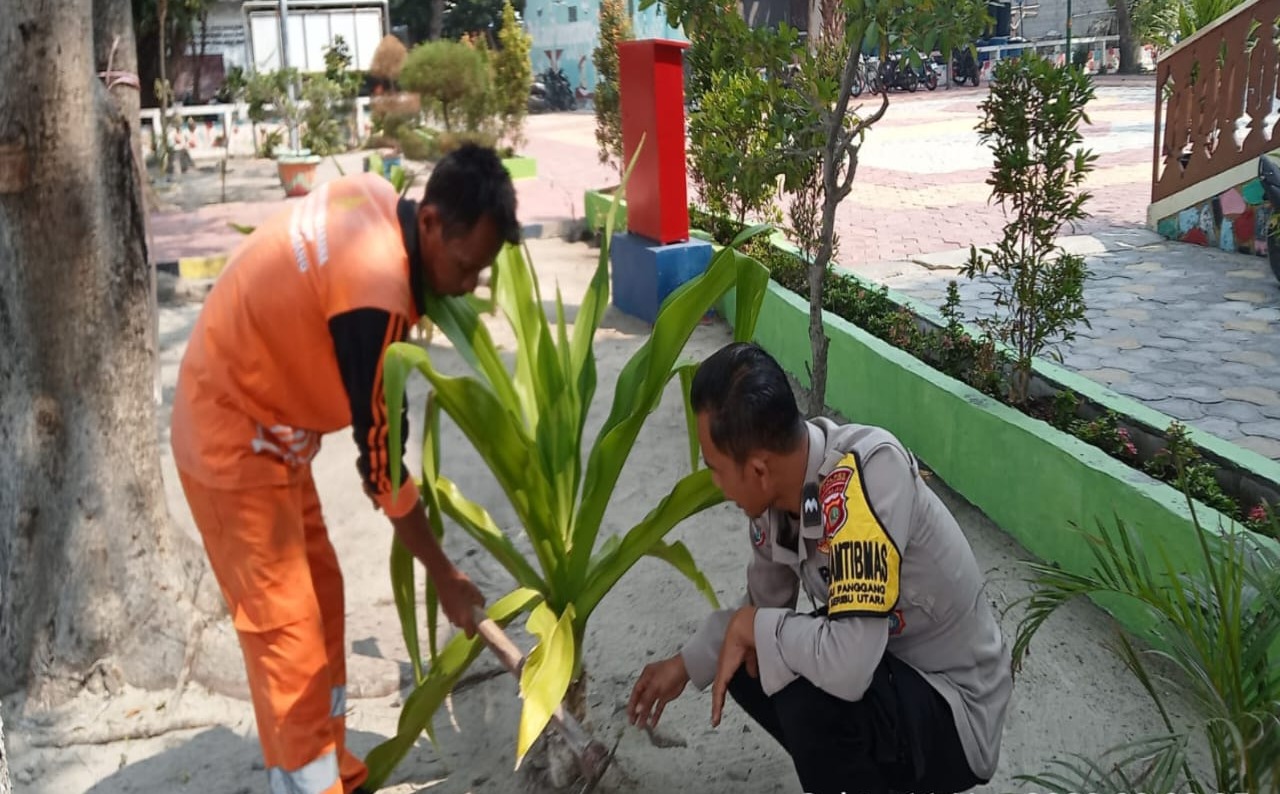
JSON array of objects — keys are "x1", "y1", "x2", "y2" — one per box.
[{"x1": 817, "y1": 466, "x2": 851, "y2": 555}]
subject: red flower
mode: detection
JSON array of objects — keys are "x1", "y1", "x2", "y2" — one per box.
[{"x1": 1249, "y1": 504, "x2": 1268, "y2": 523}]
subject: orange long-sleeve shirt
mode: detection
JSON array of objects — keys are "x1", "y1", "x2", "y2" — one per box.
[{"x1": 171, "y1": 173, "x2": 424, "y2": 517}]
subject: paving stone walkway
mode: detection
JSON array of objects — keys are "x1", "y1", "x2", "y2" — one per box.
[{"x1": 858, "y1": 228, "x2": 1280, "y2": 459}]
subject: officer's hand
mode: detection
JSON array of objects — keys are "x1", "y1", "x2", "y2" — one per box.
[
  {"x1": 435, "y1": 568, "x2": 485, "y2": 639},
  {"x1": 711, "y1": 606, "x2": 757, "y2": 728},
  {"x1": 628, "y1": 655, "x2": 689, "y2": 730}
]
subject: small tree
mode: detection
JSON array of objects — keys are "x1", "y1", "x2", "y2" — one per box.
[
  {"x1": 654, "y1": 0, "x2": 913, "y2": 415},
  {"x1": 773, "y1": 6, "x2": 895, "y2": 416},
  {"x1": 370, "y1": 33, "x2": 409, "y2": 89},
  {"x1": 401, "y1": 39, "x2": 489, "y2": 132},
  {"x1": 459, "y1": 33, "x2": 499, "y2": 140},
  {"x1": 493, "y1": 0, "x2": 533, "y2": 154},
  {"x1": 593, "y1": 0, "x2": 632, "y2": 174},
  {"x1": 687, "y1": 68, "x2": 781, "y2": 233},
  {"x1": 961, "y1": 52, "x2": 1097, "y2": 406},
  {"x1": 299, "y1": 75, "x2": 348, "y2": 155}
]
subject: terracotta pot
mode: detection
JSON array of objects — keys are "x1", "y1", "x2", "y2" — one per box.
[{"x1": 275, "y1": 150, "x2": 322, "y2": 197}]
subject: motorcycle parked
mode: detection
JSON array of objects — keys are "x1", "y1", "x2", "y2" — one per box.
[
  {"x1": 951, "y1": 46, "x2": 980, "y2": 86},
  {"x1": 878, "y1": 51, "x2": 918, "y2": 93},
  {"x1": 528, "y1": 77, "x2": 550, "y2": 113},
  {"x1": 918, "y1": 53, "x2": 941, "y2": 91},
  {"x1": 1258, "y1": 154, "x2": 1280, "y2": 282},
  {"x1": 536, "y1": 68, "x2": 577, "y2": 112}
]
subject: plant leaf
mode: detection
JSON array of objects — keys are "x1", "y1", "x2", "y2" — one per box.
[
  {"x1": 422, "y1": 392, "x2": 446, "y2": 665},
  {"x1": 384, "y1": 341, "x2": 562, "y2": 581},
  {"x1": 578, "y1": 468, "x2": 725, "y2": 617},
  {"x1": 389, "y1": 534, "x2": 424, "y2": 685},
  {"x1": 570, "y1": 239, "x2": 770, "y2": 585},
  {"x1": 677, "y1": 361, "x2": 701, "y2": 474},
  {"x1": 517, "y1": 603, "x2": 577, "y2": 766},
  {"x1": 363, "y1": 587, "x2": 543, "y2": 791},
  {"x1": 434, "y1": 475, "x2": 547, "y2": 591},
  {"x1": 645, "y1": 539, "x2": 721, "y2": 609}
]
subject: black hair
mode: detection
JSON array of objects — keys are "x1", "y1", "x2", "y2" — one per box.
[
  {"x1": 422, "y1": 143, "x2": 521, "y2": 245},
  {"x1": 690, "y1": 342, "x2": 805, "y2": 463}
]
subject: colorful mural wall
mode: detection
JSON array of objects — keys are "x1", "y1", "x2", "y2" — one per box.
[
  {"x1": 522, "y1": 0, "x2": 686, "y2": 105},
  {"x1": 1156, "y1": 177, "x2": 1274, "y2": 257}
]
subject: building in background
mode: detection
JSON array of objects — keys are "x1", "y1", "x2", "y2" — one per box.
[
  {"x1": 522, "y1": 0, "x2": 685, "y2": 106},
  {"x1": 166, "y1": 0, "x2": 390, "y2": 104},
  {"x1": 242, "y1": 0, "x2": 390, "y2": 73}
]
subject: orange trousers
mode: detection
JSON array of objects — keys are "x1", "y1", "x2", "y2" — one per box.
[{"x1": 178, "y1": 468, "x2": 368, "y2": 794}]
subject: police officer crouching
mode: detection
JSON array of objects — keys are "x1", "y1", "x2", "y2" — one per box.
[{"x1": 627, "y1": 342, "x2": 1013, "y2": 794}]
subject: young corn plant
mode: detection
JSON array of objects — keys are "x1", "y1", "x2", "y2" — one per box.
[
  {"x1": 364, "y1": 171, "x2": 773, "y2": 788},
  {"x1": 1010, "y1": 470, "x2": 1280, "y2": 794}
]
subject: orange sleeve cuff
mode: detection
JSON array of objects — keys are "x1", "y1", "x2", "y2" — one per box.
[{"x1": 379, "y1": 477, "x2": 421, "y2": 519}]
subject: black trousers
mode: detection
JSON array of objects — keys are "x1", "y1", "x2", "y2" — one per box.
[{"x1": 727, "y1": 652, "x2": 983, "y2": 794}]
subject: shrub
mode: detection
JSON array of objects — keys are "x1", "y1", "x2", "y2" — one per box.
[
  {"x1": 370, "y1": 34, "x2": 409, "y2": 84},
  {"x1": 493, "y1": 0, "x2": 533, "y2": 154},
  {"x1": 593, "y1": 0, "x2": 632, "y2": 174},
  {"x1": 401, "y1": 40, "x2": 489, "y2": 133}
]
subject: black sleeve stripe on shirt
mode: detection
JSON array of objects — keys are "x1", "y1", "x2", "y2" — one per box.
[{"x1": 329, "y1": 308, "x2": 412, "y2": 502}]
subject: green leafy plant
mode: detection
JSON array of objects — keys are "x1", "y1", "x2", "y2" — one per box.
[
  {"x1": 687, "y1": 68, "x2": 783, "y2": 230},
  {"x1": 364, "y1": 153, "x2": 774, "y2": 787},
  {"x1": 592, "y1": 0, "x2": 632, "y2": 175},
  {"x1": 299, "y1": 75, "x2": 348, "y2": 156},
  {"x1": 962, "y1": 51, "x2": 1098, "y2": 406},
  {"x1": 493, "y1": 0, "x2": 533, "y2": 154},
  {"x1": 1145, "y1": 421, "x2": 1240, "y2": 519},
  {"x1": 1011, "y1": 464, "x2": 1280, "y2": 794},
  {"x1": 400, "y1": 39, "x2": 490, "y2": 133},
  {"x1": 458, "y1": 33, "x2": 501, "y2": 142},
  {"x1": 323, "y1": 34, "x2": 363, "y2": 99}
]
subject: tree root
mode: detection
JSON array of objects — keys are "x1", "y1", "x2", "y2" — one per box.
[{"x1": 25, "y1": 713, "x2": 226, "y2": 748}]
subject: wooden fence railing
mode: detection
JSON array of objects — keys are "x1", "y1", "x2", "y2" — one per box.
[{"x1": 1152, "y1": 0, "x2": 1280, "y2": 203}]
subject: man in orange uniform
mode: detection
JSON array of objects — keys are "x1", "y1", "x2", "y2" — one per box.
[{"x1": 170, "y1": 144, "x2": 520, "y2": 794}]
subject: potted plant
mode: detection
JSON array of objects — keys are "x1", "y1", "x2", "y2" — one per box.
[{"x1": 260, "y1": 67, "x2": 322, "y2": 197}]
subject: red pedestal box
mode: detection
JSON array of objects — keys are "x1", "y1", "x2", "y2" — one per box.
[{"x1": 617, "y1": 38, "x2": 690, "y2": 245}]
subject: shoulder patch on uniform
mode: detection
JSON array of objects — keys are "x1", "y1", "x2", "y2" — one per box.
[
  {"x1": 820, "y1": 464, "x2": 852, "y2": 539},
  {"x1": 824, "y1": 452, "x2": 901, "y2": 618}
]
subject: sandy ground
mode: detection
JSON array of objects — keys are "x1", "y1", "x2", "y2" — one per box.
[{"x1": 4, "y1": 238, "x2": 1205, "y2": 794}]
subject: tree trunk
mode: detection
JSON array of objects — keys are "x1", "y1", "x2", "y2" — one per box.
[
  {"x1": 0, "y1": 0, "x2": 198, "y2": 706},
  {"x1": 0, "y1": 707, "x2": 10, "y2": 794},
  {"x1": 193, "y1": 10, "x2": 209, "y2": 104},
  {"x1": 430, "y1": 0, "x2": 444, "y2": 40},
  {"x1": 1114, "y1": 0, "x2": 1141, "y2": 73}
]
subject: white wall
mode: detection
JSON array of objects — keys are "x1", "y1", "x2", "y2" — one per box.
[
  {"x1": 246, "y1": 3, "x2": 387, "y2": 73},
  {"x1": 1016, "y1": 0, "x2": 1114, "y2": 41},
  {"x1": 193, "y1": 1, "x2": 251, "y2": 70}
]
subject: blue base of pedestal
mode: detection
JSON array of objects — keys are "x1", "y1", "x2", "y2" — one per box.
[{"x1": 609, "y1": 233, "x2": 714, "y2": 325}]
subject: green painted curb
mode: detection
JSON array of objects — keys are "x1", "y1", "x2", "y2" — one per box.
[
  {"x1": 502, "y1": 156, "x2": 537, "y2": 181},
  {"x1": 584, "y1": 187, "x2": 627, "y2": 235},
  {"x1": 719, "y1": 276, "x2": 1279, "y2": 653}
]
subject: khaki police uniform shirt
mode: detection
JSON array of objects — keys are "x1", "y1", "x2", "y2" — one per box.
[{"x1": 680, "y1": 418, "x2": 1012, "y2": 781}]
